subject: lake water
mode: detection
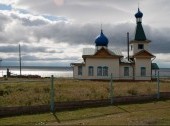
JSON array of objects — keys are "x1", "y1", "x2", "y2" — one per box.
[
  {"x1": 0, "y1": 66, "x2": 73, "y2": 78},
  {"x1": 0, "y1": 66, "x2": 170, "y2": 78},
  {"x1": 157, "y1": 68, "x2": 170, "y2": 77}
]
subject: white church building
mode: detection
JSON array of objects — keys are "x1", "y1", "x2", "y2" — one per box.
[{"x1": 71, "y1": 8, "x2": 159, "y2": 80}]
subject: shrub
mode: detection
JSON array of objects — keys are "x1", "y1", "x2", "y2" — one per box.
[
  {"x1": 43, "y1": 87, "x2": 50, "y2": 93},
  {"x1": 147, "y1": 87, "x2": 152, "y2": 94},
  {"x1": 34, "y1": 87, "x2": 41, "y2": 93},
  {"x1": 127, "y1": 88, "x2": 138, "y2": 96}
]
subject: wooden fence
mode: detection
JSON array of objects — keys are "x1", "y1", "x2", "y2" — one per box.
[{"x1": 1, "y1": 92, "x2": 170, "y2": 118}]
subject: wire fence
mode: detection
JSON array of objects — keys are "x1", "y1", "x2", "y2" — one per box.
[{"x1": 0, "y1": 73, "x2": 170, "y2": 111}]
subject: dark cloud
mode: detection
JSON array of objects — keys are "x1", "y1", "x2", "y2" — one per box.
[
  {"x1": 14, "y1": 0, "x2": 170, "y2": 27},
  {"x1": 144, "y1": 27, "x2": 170, "y2": 53},
  {"x1": 0, "y1": 13, "x2": 11, "y2": 31},
  {"x1": 0, "y1": 44, "x2": 63, "y2": 54},
  {"x1": 0, "y1": 1, "x2": 169, "y2": 55},
  {"x1": 15, "y1": 0, "x2": 134, "y2": 24},
  {"x1": 33, "y1": 23, "x2": 99, "y2": 45},
  {"x1": 3, "y1": 56, "x2": 18, "y2": 61},
  {"x1": 0, "y1": 16, "x2": 31, "y2": 44},
  {"x1": 3, "y1": 54, "x2": 77, "y2": 62},
  {"x1": 21, "y1": 45, "x2": 47, "y2": 53},
  {"x1": 0, "y1": 45, "x2": 18, "y2": 53},
  {"x1": 0, "y1": 11, "x2": 170, "y2": 54},
  {"x1": 0, "y1": 0, "x2": 170, "y2": 67},
  {"x1": 11, "y1": 13, "x2": 48, "y2": 26},
  {"x1": 31, "y1": 22, "x2": 170, "y2": 54}
]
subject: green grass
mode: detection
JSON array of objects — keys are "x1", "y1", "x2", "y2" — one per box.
[
  {"x1": 0, "y1": 100, "x2": 170, "y2": 125},
  {"x1": 0, "y1": 78, "x2": 170, "y2": 106}
]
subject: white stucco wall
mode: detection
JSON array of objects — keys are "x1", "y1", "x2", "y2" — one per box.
[
  {"x1": 130, "y1": 42, "x2": 149, "y2": 55},
  {"x1": 73, "y1": 65, "x2": 85, "y2": 79},
  {"x1": 134, "y1": 58, "x2": 151, "y2": 80},
  {"x1": 74, "y1": 58, "x2": 120, "y2": 80},
  {"x1": 73, "y1": 57, "x2": 152, "y2": 81},
  {"x1": 73, "y1": 66, "x2": 77, "y2": 78}
]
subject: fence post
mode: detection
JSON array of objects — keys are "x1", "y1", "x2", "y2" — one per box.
[
  {"x1": 157, "y1": 71, "x2": 160, "y2": 100},
  {"x1": 110, "y1": 73, "x2": 114, "y2": 104},
  {"x1": 50, "y1": 75, "x2": 55, "y2": 113}
]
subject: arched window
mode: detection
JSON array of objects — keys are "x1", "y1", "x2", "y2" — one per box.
[
  {"x1": 97, "y1": 66, "x2": 102, "y2": 76},
  {"x1": 103, "y1": 66, "x2": 108, "y2": 76},
  {"x1": 88, "y1": 66, "x2": 94, "y2": 76}
]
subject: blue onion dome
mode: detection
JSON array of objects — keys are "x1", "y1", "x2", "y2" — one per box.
[
  {"x1": 135, "y1": 8, "x2": 143, "y2": 18},
  {"x1": 95, "y1": 30, "x2": 109, "y2": 46}
]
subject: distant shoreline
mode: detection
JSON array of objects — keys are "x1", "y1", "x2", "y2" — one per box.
[
  {"x1": 0, "y1": 66, "x2": 72, "y2": 69},
  {"x1": 0, "y1": 66, "x2": 73, "y2": 77},
  {"x1": 1, "y1": 66, "x2": 169, "y2": 69}
]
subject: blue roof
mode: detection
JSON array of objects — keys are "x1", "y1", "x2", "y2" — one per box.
[
  {"x1": 135, "y1": 8, "x2": 143, "y2": 18},
  {"x1": 95, "y1": 30, "x2": 109, "y2": 46}
]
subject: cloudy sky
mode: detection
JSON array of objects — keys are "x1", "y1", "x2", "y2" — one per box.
[{"x1": 0, "y1": 0, "x2": 170, "y2": 67}]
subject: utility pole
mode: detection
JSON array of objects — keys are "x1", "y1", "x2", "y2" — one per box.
[
  {"x1": 19, "y1": 44, "x2": 22, "y2": 76},
  {"x1": 110, "y1": 73, "x2": 114, "y2": 104},
  {"x1": 0, "y1": 58, "x2": 2, "y2": 77},
  {"x1": 157, "y1": 71, "x2": 160, "y2": 99},
  {"x1": 0, "y1": 58, "x2": 2, "y2": 67},
  {"x1": 50, "y1": 75, "x2": 55, "y2": 113},
  {"x1": 127, "y1": 32, "x2": 130, "y2": 61}
]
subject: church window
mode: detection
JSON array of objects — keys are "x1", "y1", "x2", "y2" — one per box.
[
  {"x1": 103, "y1": 66, "x2": 108, "y2": 76},
  {"x1": 138, "y1": 44, "x2": 144, "y2": 49},
  {"x1": 131, "y1": 45, "x2": 133, "y2": 50},
  {"x1": 78, "y1": 66, "x2": 82, "y2": 75},
  {"x1": 124, "y1": 67, "x2": 129, "y2": 76},
  {"x1": 141, "y1": 67, "x2": 146, "y2": 76},
  {"x1": 97, "y1": 66, "x2": 102, "y2": 76},
  {"x1": 88, "y1": 66, "x2": 94, "y2": 76}
]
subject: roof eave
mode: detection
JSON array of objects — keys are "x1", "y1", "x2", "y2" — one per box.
[
  {"x1": 129, "y1": 40, "x2": 151, "y2": 44},
  {"x1": 83, "y1": 55, "x2": 123, "y2": 58},
  {"x1": 70, "y1": 63, "x2": 85, "y2": 66}
]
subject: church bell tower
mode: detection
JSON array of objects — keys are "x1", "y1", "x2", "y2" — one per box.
[{"x1": 130, "y1": 8, "x2": 151, "y2": 56}]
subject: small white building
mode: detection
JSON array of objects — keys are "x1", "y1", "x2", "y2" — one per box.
[{"x1": 71, "y1": 8, "x2": 159, "y2": 80}]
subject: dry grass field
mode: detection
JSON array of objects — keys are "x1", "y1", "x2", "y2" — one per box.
[{"x1": 0, "y1": 77, "x2": 170, "y2": 107}]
